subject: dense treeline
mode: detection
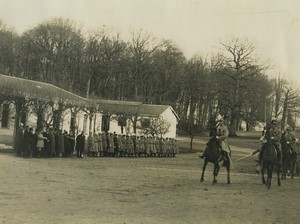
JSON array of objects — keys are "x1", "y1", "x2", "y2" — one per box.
[{"x1": 1, "y1": 18, "x2": 299, "y2": 139}]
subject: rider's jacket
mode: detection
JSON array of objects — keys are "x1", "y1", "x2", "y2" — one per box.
[
  {"x1": 269, "y1": 124, "x2": 281, "y2": 145},
  {"x1": 284, "y1": 131, "x2": 297, "y2": 152},
  {"x1": 216, "y1": 124, "x2": 229, "y2": 142}
]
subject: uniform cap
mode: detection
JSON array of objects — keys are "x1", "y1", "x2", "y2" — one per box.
[{"x1": 216, "y1": 114, "x2": 224, "y2": 122}]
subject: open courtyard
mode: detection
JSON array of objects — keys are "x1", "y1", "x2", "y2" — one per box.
[{"x1": 0, "y1": 132, "x2": 299, "y2": 224}]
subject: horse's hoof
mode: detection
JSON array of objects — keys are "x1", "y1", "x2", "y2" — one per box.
[
  {"x1": 227, "y1": 181, "x2": 231, "y2": 184},
  {"x1": 212, "y1": 180, "x2": 217, "y2": 185},
  {"x1": 200, "y1": 178, "x2": 204, "y2": 182}
]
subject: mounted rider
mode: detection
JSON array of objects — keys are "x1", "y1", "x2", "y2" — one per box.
[
  {"x1": 253, "y1": 118, "x2": 282, "y2": 164},
  {"x1": 282, "y1": 126, "x2": 297, "y2": 153},
  {"x1": 200, "y1": 114, "x2": 231, "y2": 159}
]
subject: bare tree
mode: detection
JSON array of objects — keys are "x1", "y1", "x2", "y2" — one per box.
[
  {"x1": 220, "y1": 38, "x2": 267, "y2": 136},
  {"x1": 142, "y1": 116, "x2": 171, "y2": 137}
]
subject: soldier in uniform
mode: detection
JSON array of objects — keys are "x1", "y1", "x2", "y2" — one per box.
[
  {"x1": 199, "y1": 115, "x2": 231, "y2": 160},
  {"x1": 284, "y1": 126, "x2": 297, "y2": 153},
  {"x1": 253, "y1": 118, "x2": 282, "y2": 164}
]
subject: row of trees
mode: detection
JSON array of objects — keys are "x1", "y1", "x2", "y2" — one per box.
[{"x1": 0, "y1": 18, "x2": 299, "y2": 140}]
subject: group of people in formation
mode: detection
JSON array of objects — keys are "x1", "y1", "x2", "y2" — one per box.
[
  {"x1": 82, "y1": 131, "x2": 178, "y2": 158},
  {"x1": 14, "y1": 123, "x2": 178, "y2": 159}
]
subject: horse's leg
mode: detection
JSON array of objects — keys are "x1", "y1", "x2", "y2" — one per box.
[
  {"x1": 200, "y1": 159, "x2": 208, "y2": 182},
  {"x1": 226, "y1": 155, "x2": 231, "y2": 184},
  {"x1": 277, "y1": 163, "x2": 281, "y2": 186},
  {"x1": 212, "y1": 162, "x2": 219, "y2": 185},
  {"x1": 267, "y1": 166, "x2": 273, "y2": 189},
  {"x1": 261, "y1": 164, "x2": 266, "y2": 185},
  {"x1": 291, "y1": 159, "x2": 296, "y2": 179}
]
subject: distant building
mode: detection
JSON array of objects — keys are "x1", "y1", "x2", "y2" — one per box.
[{"x1": 0, "y1": 74, "x2": 178, "y2": 146}]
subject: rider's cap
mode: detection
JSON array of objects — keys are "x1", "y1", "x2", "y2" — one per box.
[{"x1": 216, "y1": 114, "x2": 224, "y2": 122}]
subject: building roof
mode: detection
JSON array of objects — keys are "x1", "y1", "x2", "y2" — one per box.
[
  {"x1": 0, "y1": 74, "x2": 178, "y2": 118},
  {"x1": 95, "y1": 99, "x2": 178, "y2": 119},
  {"x1": 0, "y1": 74, "x2": 90, "y2": 106}
]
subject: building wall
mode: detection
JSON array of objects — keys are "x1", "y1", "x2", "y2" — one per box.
[
  {"x1": 0, "y1": 105, "x2": 177, "y2": 145},
  {"x1": 161, "y1": 108, "x2": 177, "y2": 138}
]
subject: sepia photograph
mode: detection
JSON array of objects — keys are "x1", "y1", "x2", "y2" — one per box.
[{"x1": 0, "y1": 0, "x2": 300, "y2": 223}]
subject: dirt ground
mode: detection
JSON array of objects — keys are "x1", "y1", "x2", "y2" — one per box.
[{"x1": 0, "y1": 134, "x2": 300, "y2": 224}]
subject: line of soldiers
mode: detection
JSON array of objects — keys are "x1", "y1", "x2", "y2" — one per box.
[
  {"x1": 83, "y1": 132, "x2": 178, "y2": 158},
  {"x1": 14, "y1": 123, "x2": 178, "y2": 158}
]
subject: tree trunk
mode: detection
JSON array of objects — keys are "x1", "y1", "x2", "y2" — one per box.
[{"x1": 189, "y1": 134, "x2": 194, "y2": 152}]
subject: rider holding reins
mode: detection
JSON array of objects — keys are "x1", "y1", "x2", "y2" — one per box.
[
  {"x1": 200, "y1": 115, "x2": 231, "y2": 160},
  {"x1": 252, "y1": 118, "x2": 282, "y2": 164}
]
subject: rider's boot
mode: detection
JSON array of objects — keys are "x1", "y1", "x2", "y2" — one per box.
[
  {"x1": 255, "y1": 148, "x2": 264, "y2": 164},
  {"x1": 199, "y1": 147, "x2": 207, "y2": 159}
]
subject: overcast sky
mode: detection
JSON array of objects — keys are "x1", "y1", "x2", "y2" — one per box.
[{"x1": 1, "y1": 0, "x2": 299, "y2": 85}]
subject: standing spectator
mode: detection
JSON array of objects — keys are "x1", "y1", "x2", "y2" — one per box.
[
  {"x1": 149, "y1": 136, "x2": 156, "y2": 157},
  {"x1": 113, "y1": 132, "x2": 119, "y2": 157},
  {"x1": 23, "y1": 126, "x2": 32, "y2": 158},
  {"x1": 69, "y1": 130, "x2": 75, "y2": 157},
  {"x1": 54, "y1": 129, "x2": 59, "y2": 157},
  {"x1": 36, "y1": 130, "x2": 47, "y2": 158},
  {"x1": 102, "y1": 132, "x2": 107, "y2": 157},
  {"x1": 63, "y1": 130, "x2": 70, "y2": 157},
  {"x1": 15, "y1": 123, "x2": 24, "y2": 156},
  {"x1": 132, "y1": 135, "x2": 137, "y2": 157},
  {"x1": 58, "y1": 130, "x2": 64, "y2": 157},
  {"x1": 42, "y1": 128, "x2": 50, "y2": 158},
  {"x1": 97, "y1": 132, "x2": 103, "y2": 156},
  {"x1": 48, "y1": 128, "x2": 56, "y2": 157},
  {"x1": 128, "y1": 135, "x2": 134, "y2": 157},
  {"x1": 145, "y1": 136, "x2": 150, "y2": 157},
  {"x1": 108, "y1": 133, "x2": 115, "y2": 157},
  {"x1": 76, "y1": 131, "x2": 85, "y2": 158},
  {"x1": 118, "y1": 134, "x2": 125, "y2": 157},
  {"x1": 136, "y1": 136, "x2": 141, "y2": 157},
  {"x1": 86, "y1": 132, "x2": 94, "y2": 157},
  {"x1": 92, "y1": 133, "x2": 99, "y2": 157},
  {"x1": 32, "y1": 129, "x2": 38, "y2": 158},
  {"x1": 28, "y1": 128, "x2": 35, "y2": 157}
]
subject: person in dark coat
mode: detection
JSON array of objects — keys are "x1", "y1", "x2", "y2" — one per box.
[
  {"x1": 54, "y1": 129, "x2": 59, "y2": 157},
  {"x1": 113, "y1": 132, "x2": 119, "y2": 157},
  {"x1": 28, "y1": 128, "x2": 35, "y2": 157},
  {"x1": 42, "y1": 128, "x2": 50, "y2": 158},
  {"x1": 76, "y1": 131, "x2": 85, "y2": 158},
  {"x1": 57, "y1": 129, "x2": 64, "y2": 157},
  {"x1": 63, "y1": 130, "x2": 70, "y2": 157},
  {"x1": 68, "y1": 130, "x2": 75, "y2": 157},
  {"x1": 23, "y1": 126, "x2": 32, "y2": 158},
  {"x1": 32, "y1": 129, "x2": 38, "y2": 158},
  {"x1": 48, "y1": 128, "x2": 56, "y2": 157},
  {"x1": 15, "y1": 123, "x2": 24, "y2": 156}
]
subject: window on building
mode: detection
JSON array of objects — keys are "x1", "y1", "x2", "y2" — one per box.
[{"x1": 1, "y1": 104, "x2": 10, "y2": 128}]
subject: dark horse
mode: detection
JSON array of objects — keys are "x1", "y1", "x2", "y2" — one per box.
[
  {"x1": 200, "y1": 134, "x2": 231, "y2": 185},
  {"x1": 281, "y1": 132, "x2": 297, "y2": 179},
  {"x1": 261, "y1": 130, "x2": 281, "y2": 188}
]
